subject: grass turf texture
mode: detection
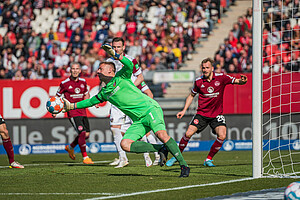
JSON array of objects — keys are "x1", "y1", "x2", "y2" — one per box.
[{"x1": 0, "y1": 151, "x2": 299, "y2": 200}]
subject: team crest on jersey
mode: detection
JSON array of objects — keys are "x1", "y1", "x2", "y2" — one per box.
[
  {"x1": 193, "y1": 119, "x2": 199, "y2": 124},
  {"x1": 215, "y1": 81, "x2": 220, "y2": 86},
  {"x1": 207, "y1": 86, "x2": 214, "y2": 93},
  {"x1": 68, "y1": 85, "x2": 73, "y2": 89},
  {"x1": 201, "y1": 84, "x2": 205, "y2": 88},
  {"x1": 75, "y1": 88, "x2": 80, "y2": 94},
  {"x1": 78, "y1": 126, "x2": 83, "y2": 131},
  {"x1": 80, "y1": 84, "x2": 84, "y2": 88}
]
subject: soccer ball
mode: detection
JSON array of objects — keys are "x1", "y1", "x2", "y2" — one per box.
[
  {"x1": 46, "y1": 96, "x2": 64, "y2": 114},
  {"x1": 284, "y1": 181, "x2": 300, "y2": 200}
]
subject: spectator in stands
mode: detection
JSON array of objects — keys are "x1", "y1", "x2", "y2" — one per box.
[
  {"x1": 83, "y1": 12, "x2": 94, "y2": 32},
  {"x1": 49, "y1": 42, "x2": 60, "y2": 61},
  {"x1": 27, "y1": 31, "x2": 41, "y2": 54},
  {"x1": 57, "y1": 16, "x2": 69, "y2": 35},
  {"x1": 12, "y1": 69, "x2": 25, "y2": 80},
  {"x1": 95, "y1": 22, "x2": 109, "y2": 44},
  {"x1": 37, "y1": 43, "x2": 49, "y2": 63},
  {"x1": 3, "y1": 53, "x2": 18, "y2": 70},
  {"x1": 127, "y1": 40, "x2": 142, "y2": 59},
  {"x1": 0, "y1": 67, "x2": 7, "y2": 79},
  {"x1": 18, "y1": 15, "x2": 31, "y2": 30},
  {"x1": 44, "y1": 61, "x2": 59, "y2": 79},
  {"x1": 54, "y1": 49, "x2": 69, "y2": 69},
  {"x1": 69, "y1": 12, "x2": 83, "y2": 31}
]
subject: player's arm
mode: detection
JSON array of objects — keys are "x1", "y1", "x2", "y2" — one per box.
[
  {"x1": 234, "y1": 74, "x2": 248, "y2": 85},
  {"x1": 84, "y1": 92, "x2": 90, "y2": 100},
  {"x1": 143, "y1": 88, "x2": 154, "y2": 99},
  {"x1": 134, "y1": 73, "x2": 144, "y2": 86},
  {"x1": 63, "y1": 93, "x2": 104, "y2": 112},
  {"x1": 101, "y1": 44, "x2": 133, "y2": 78},
  {"x1": 177, "y1": 92, "x2": 196, "y2": 119}
]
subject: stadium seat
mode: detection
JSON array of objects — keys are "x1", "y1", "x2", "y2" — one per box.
[{"x1": 0, "y1": 27, "x2": 8, "y2": 37}]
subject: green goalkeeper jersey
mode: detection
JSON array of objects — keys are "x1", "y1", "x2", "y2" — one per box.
[{"x1": 76, "y1": 56, "x2": 160, "y2": 121}]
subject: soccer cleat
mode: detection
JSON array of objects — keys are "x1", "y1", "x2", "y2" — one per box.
[
  {"x1": 10, "y1": 161, "x2": 24, "y2": 169},
  {"x1": 145, "y1": 155, "x2": 153, "y2": 167},
  {"x1": 204, "y1": 159, "x2": 216, "y2": 167},
  {"x1": 166, "y1": 157, "x2": 177, "y2": 167},
  {"x1": 158, "y1": 145, "x2": 168, "y2": 167},
  {"x1": 83, "y1": 157, "x2": 94, "y2": 164},
  {"x1": 114, "y1": 159, "x2": 129, "y2": 168},
  {"x1": 153, "y1": 155, "x2": 160, "y2": 166},
  {"x1": 179, "y1": 165, "x2": 190, "y2": 178},
  {"x1": 109, "y1": 158, "x2": 120, "y2": 166},
  {"x1": 65, "y1": 145, "x2": 75, "y2": 160},
  {"x1": 101, "y1": 44, "x2": 120, "y2": 60}
]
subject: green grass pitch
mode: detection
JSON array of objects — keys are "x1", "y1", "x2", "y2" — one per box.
[{"x1": 0, "y1": 151, "x2": 298, "y2": 200}]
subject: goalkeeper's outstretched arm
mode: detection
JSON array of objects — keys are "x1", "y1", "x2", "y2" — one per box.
[{"x1": 63, "y1": 95, "x2": 102, "y2": 112}]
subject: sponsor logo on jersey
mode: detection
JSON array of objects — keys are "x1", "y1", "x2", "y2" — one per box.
[
  {"x1": 80, "y1": 84, "x2": 84, "y2": 88},
  {"x1": 201, "y1": 84, "x2": 205, "y2": 88},
  {"x1": 68, "y1": 86, "x2": 73, "y2": 89},
  {"x1": 215, "y1": 81, "x2": 220, "y2": 86},
  {"x1": 78, "y1": 125, "x2": 83, "y2": 131},
  {"x1": 193, "y1": 119, "x2": 199, "y2": 124},
  {"x1": 75, "y1": 88, "x2": 80, "y2": 94},
  {"x1": 207, "y1": 86, "x2": 214, "y2": 93}
]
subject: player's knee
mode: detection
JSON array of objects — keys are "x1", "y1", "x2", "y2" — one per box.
[
  {"x1": 85, "y1": 132, "x2": 90, "y2": 138},
  {"x1": 155, "y1": 130, "x2": 170, "y2": 143},
  {"x1": 0, "y1": 127, "x2": 9, "y2": 139},
  {"x1": 120, "y1": 139, "x2": 130, "y2": 152},
  {"x1": 217, "y1": 133, "x2": 226, "y2": 140}
]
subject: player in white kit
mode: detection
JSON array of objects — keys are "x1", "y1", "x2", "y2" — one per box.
[{"x1": 107, "y1": 37, "x2": 159, "y2": 168}]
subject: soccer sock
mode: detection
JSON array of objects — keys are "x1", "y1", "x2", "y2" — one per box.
[
  {"x1": 2, "y1": 137, "x2": 14, "y2": 164},
  {"x1": 140, "y1": 135, "x2": 150, "y2": 158},
  {"x1": 130, "y1": 141, "x2": 163, "y2": 153},
  {"x1": 165, "y1": 137, "x2": 188, "y2": 167},
  {"x1": 207, "y1": 138, "x2": 224, "y2": 160},
  {"x1": 78, "y1": 132, "x2": 88, "y2": 158},
  {"x1": 179, "y1": 134, "x2": 190, "y2": 153},
  {"x1": 70, "y1": 136, "x2": 79, "y2": 149},
  {"x1": 146, "y1": 134, "x2": 159, "y2": 157},
  {"x1": 111, "y1": 127, "x2": 127, "y2": 161}
]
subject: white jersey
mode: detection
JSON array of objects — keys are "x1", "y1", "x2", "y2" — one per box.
[{"x1": 106, "y1": 54, "x2": 142, "y2": 83}]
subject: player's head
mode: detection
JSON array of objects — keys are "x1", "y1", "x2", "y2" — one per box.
[
  {"x1": 112, "y1": 37, "x2": 125, "y2": 55},
  {"x1": 201, "y1": 57, "x2": 214, "y2": 79},
  {"x1": 97, "y1": 62, "x2": 116, "y2": 84},
  {"x1": 70, "y1": 62, "x2": 81, "y2": 79}
]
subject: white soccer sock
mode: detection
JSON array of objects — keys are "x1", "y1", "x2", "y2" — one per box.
[
  {"x1": 111, "y1": 127, "x2": 128, "y2": 161},
  {"x1": 147, "y1": 134, "x2": 159, "y2": 157}
]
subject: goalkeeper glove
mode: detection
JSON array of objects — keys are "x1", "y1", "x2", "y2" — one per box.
[
  {"x1": 62, "y1": 98, "x2": 76, "y2": 113},
  {"x1": 101, "y1": 44, "x2": 120, "y2": 60}
]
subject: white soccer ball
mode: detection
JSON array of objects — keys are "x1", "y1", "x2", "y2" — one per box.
[
  {"x1": 46, "y1": 96, "x2": 64, "y2": 114},
  {"x1": 285, "y1": 181, "x2": 300, "y2": 200}
]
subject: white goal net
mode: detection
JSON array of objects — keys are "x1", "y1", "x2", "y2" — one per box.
[{"x1": 261, "y1": 0, "x2": 300, "y2": 177}]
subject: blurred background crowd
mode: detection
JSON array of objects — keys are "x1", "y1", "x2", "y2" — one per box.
[{"x1": 0, "y1": 0, "x2": 299, "y2": 82}]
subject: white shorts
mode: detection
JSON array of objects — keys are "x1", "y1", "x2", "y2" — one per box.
[
  {"x1": 110, "y1": 105, "x2": 132, "y2": 126},
  {"x1": 121, "y1": 116, "x2": 133, "y2": 133}
]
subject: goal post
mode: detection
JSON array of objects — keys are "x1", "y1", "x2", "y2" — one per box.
[
  {"x1": 252, "y1": 0, "x2": 262, "y2": 178},
  {"x1": 253, "y1": 0, "x2": 300, "y2": 178}
]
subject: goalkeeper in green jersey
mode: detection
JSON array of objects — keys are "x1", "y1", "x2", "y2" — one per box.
[{"x1": 63, "y1": 44, "x2": 190, "y2": 177}]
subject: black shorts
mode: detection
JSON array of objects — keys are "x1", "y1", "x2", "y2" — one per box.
[
  {"x1": 69, "y1": 116, "x2": 90, "y2": 134},
  {"x1": 190, "y1": 114, "x2": 226, "y2": 134},
  {"x1": 0, "y1": 117, "x2": 5, "y2": 125}
]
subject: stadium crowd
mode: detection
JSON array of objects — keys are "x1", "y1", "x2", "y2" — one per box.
[
  {"x1": 213, "y1": 0, "x2": 300, "y2": 74},
  {"x1": 0, "y1": 0, "x2": 225, "y2": 81}
]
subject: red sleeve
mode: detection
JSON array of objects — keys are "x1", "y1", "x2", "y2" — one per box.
[
  {"x1": 191, "y1": 80, "x2": 200, "y2": 94},
  {"x1": 223, "y1": 74, "x2": 236, "y2": 85},
  {"x1": 56, "y1": 82, "x2": 65, "y2": 96}
]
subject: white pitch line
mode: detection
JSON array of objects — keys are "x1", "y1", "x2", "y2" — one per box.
[
  {"x1": 0, "y1": 160, "x2": 111, "y2": 169},
  {"x1": 85, "y1": 177, "x2": 256, "y2": 200},
  {"x1": 0, "y1": 193, "x2": 119, "y2": 196}
]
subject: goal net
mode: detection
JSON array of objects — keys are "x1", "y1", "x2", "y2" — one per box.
[{"x1": 260, "y1": 0, "x2": 300, "y2": 177}]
